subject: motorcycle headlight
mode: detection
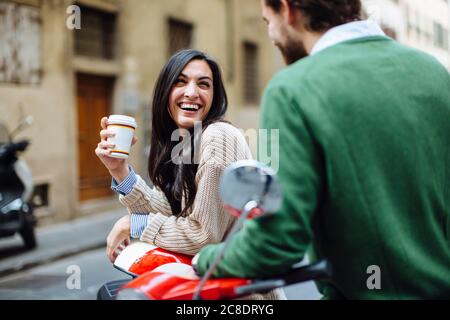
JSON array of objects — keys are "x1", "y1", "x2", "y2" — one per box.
[
  {"x1": 1, "y1": 198, "x2": 23, "y2": 214},
  {"x1": 116, "y1": 288, "x2": 149, "y2": 300}
]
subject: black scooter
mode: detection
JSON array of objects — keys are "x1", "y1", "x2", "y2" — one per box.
[{"x1": 0, "y1": 116, "x2": 37, "y2": 249}]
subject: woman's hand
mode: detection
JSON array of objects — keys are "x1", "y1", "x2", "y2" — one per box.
[
  {"x1": 106, "y1": 215, "x2": 131, "y2": 263},
  {"x1": 95, "y1": 117, "x2": 138, "y2": 183}
]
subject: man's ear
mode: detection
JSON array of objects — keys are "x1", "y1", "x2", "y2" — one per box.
[
  {"x1": 280, "y1": 0, "x2": 306, "y2": 30},
  {"x1": 280, "y1": 0, "x2": 296, "y2": 26}
]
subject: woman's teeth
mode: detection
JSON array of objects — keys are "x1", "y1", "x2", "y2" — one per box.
[{"x1": 180, "y1": 103, "x2": 200, "y2": 111}]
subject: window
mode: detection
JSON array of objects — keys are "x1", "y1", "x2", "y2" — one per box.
[
  {"x1": 434, "y1": 22, "x2": 449, "y2": 50},
  {"x1": 415, "y1": 10, "x2": 421, "y2": 39},
  {"x1": 0, "y1": 2, "x2": 42, "y2": 85},
  {"x1": 243, "y1": 41, "x2": 259, "y2": 105},
  {"x1": 74, "y1": 5, "x2": 117, "y2": 59},
  {"x1": 405, "y1": 5, "x2": 413, "y2": 38},
  {"x1": 167, "y1": 18, "x2": 193, "y2": 57}
]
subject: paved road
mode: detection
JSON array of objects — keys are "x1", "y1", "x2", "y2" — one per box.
[
  {"x1": 0, "y1": 248, "x2": 322, "y2": 300},
  {"x1": 0, "y1": 248, "x2": 126, "y2": 299}
]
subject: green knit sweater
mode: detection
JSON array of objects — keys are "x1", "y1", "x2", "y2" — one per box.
[{"x1": 197, "y1": 36, "x2": 450, "y2": 299}]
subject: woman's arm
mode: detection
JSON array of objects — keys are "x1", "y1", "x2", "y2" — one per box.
[
  {"x1": 140, "y1": 163, "x2": 236, "y2": 255},
  {"x1": 95, "y1": 116, "x2": 172, "y2": 216},
  {"x1": 106, "y1": 173, "x2": 172, "y2": 261},
  {"x1": 118, "y1": 174, "x2": 173, "y2": 216},
  {"x1": 139, "y1": 122, "x2": 253, "y2": 255}
]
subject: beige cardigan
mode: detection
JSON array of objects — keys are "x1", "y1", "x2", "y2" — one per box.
[{"x1": 118, "y1": 122, "x2": 285, "y2": 300}]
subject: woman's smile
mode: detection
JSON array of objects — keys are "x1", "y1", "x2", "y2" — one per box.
[
  {"x1": 178, "y1": 102, "x2": 202, "y2": 115},
  {"x1": 169, "y1": 59, "x2": 214, "y2": 129}
]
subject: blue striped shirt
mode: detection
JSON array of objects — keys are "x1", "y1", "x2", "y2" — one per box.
[{"x1": 111, "y1": 166, "x2": 151, "y2": 239}]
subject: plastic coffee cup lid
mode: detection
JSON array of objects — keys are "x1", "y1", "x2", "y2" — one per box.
[{"x1": 108, "y1": 115, "x2": 137, "y2": 128}]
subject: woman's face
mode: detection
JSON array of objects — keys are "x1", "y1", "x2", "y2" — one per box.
[{"x1": 168, "y1": 59, "x2": 214, "y2": 129}]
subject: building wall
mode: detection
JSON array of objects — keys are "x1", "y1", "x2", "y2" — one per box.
[
  {"x1": 118, "y1": 0, "x2": 282, "y2": 155},
  {"x1": 399, "y1": 0, "x2": 450, "y2": 69},
  {"x1": 0, "y1": 0, "x2": 281, "y2": 225},
  {"x1": 0, "y1": 0, "x2": 78, "y2": 224},
  {"x1": 6, "y1": 0, "x2": 445, "y2": 226},
  {"x1": 363, "y1": 0, "x2": 450, "y2": 69}
]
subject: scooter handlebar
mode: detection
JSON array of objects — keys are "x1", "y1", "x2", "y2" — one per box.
[
  {"x1": 280, "y1": 259, "x2": 332, "y2": 285},
  {"x1": 233, "y1": 260, "x2": 332, "y2": 297},
  {"x1": 14, "y1": 140, "x2": 30, "y2": 152},
  {"x1": 0, "y1": 140, "x2": 30, "y2": 163}
]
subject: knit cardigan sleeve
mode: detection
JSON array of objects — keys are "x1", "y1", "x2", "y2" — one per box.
[
  {"x1": 121, "y1": 122, "x2": 253, "y2": 255},
  {"x1": 118, "y1": 175, "x2": 173, "y2": 217}
]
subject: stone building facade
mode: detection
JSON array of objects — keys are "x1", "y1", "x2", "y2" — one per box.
[
  {"x1": 362, "y1": 0, "x2": 450, "y2": 69},
  {"x1": 1, "y1": 0, "x2": 448, "y2": 225},
  {"x1": 0, "y1": 0, "x2": 282, "y2": 225}
]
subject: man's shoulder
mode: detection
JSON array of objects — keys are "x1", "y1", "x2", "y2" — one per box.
[
  {"x1": 265, "y1": 50, "x2": 332, "y2": 95},
  {"x1": 269, "y1": 37, "x2": 388, "y2": 83},
  {"x1": 268, "y1": 59, "x2": 313, "y2": 87},
  {"x1": 267, "y1": 36, "x2": 448, "y2": 95},
  {"x1": 263, "y1": 57, "x2": 320, "y2": 108}
]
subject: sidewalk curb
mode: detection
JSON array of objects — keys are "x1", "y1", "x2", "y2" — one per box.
[
  {"x1": 0, "y1": 242, "x2": 105, "y2": 278},
  {"x1": 0, "y1": 209, "x2": 124, "y2": 278}
]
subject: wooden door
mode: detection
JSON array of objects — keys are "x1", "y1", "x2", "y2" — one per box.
[{"x1": 76, "y1": 73, "x2": 114, "y2": 201}]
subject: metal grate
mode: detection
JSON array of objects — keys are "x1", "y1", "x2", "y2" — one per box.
[
  {"x1": 74, "y1": 6, "x2": 116, "y2": 59},
  {"x1": 167, "y1": 18, "x2": 193, "y2": 57}
]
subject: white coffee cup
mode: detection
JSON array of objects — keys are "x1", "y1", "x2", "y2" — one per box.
[{"x1": 107, "y1": 115, "x2": 137, "y2": 159}]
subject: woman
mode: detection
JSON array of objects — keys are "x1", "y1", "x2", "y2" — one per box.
[{"x1": 96, "y1": 49, "x2": 284, "y2": 300}]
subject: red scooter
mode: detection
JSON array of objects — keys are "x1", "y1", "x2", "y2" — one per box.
[{"x1": 98, "y1": 160, "x2": 332, "y2": 300}]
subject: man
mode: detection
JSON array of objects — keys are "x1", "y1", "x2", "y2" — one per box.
[{"x1": 194, "y1": 0, "x2": 450, "y2": 299}]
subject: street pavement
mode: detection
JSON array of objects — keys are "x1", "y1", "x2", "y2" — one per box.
[
  {"x1": 0, "y1": 247, "x2": 126, "y2": 299},
  {"x1": 0, "y1": 209, "x2": 124, "y2": 277},
  {"x1": 0, "y1": 247, "x2": 321, "y2": 300},
  {"x1": 0, "y1": 208, "x2": 322, "y2": 300}
]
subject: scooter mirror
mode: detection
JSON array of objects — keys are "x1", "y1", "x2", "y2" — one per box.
[
  {"x1": 10, "y1": 115, "x2": 33, "y2": 139},
  {"x1": 219, "y1": 160, "x2": 283, "y2": 218}
]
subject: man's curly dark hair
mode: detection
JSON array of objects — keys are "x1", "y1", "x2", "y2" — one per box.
[{"x1": 265, "y1": 0, "x2": 362, "y2": 32}]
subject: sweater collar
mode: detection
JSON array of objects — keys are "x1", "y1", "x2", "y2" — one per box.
[{"x1": 311, "y1": 20, "x2": 387, "y2": 55}]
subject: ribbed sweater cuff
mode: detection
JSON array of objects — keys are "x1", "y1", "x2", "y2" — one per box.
[{"x1": 140, "y1": 213, "x2": 168, "y2": 244}]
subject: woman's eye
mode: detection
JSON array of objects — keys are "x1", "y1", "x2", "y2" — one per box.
[
  {"x1": 175, "y1": 79, "x2": 186, "y2": 85},
  {"x1": 199, "y1": 82, "x2": 210, "y2": 89}
]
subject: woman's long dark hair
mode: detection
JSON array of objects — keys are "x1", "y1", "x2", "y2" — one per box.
[{"x1": 148, "y1": 49, "x2": 228, "y2": 217}]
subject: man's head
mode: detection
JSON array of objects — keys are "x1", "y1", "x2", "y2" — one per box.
[{"x1": 261, "y1": 0, "x2": 362, "y2": 64}]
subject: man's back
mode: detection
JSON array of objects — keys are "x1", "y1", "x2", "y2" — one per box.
[{"x1": 262, "y1": 36, "x2": 450, "y2": 299}]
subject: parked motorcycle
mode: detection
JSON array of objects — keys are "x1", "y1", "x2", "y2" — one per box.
[
  {"x1": 98, "y1": 160, "x2": 332, "y2": 300},
  {"x1": 0, "y1": 116, "x2": 37, "y2": 249}
]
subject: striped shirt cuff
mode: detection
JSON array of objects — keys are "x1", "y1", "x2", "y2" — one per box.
[
  {"x1": 130, "y1": 214, "x2": 152, "y2": 239},
  {"x1": 111, "y1": 166, "x2": 137, "y2": 195}
]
